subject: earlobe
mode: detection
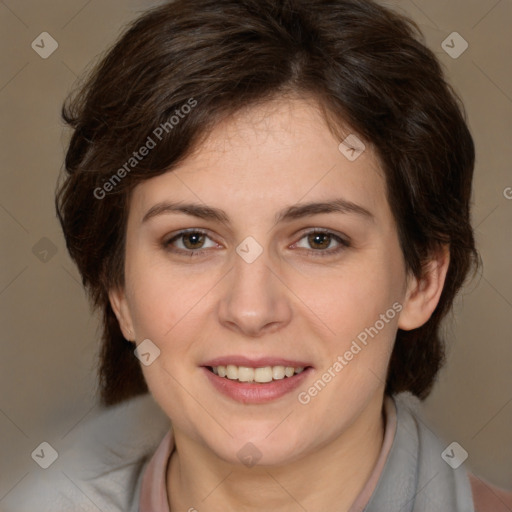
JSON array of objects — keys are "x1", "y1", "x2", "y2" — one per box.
[
  {"x1": 108, "y1": 287, "x2": 135, "y2": 341},
  {"x1": 398, "y1": 245, "x2": 450, "y2": 331}
]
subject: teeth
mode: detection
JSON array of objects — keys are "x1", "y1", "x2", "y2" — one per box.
[
  {"x1": 254, "y1": 367, "x2": 273, "y2": 383},
  {"x1": 210, "y1": 365, "x2": 305, "y2": 383},
  {"x1": 226, "y1": 364, "x2": 238, "y2": 380},
  {"x1": 238, "y1": 366, "x2": 255, "y2": 382},
  {"x1": 272, "y1": 366, "x2": 285, "y2": 380}
]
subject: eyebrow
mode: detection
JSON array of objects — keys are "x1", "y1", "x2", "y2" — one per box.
[{"x1": 141, "y1": 198, "x2": 374, "y2": 225}]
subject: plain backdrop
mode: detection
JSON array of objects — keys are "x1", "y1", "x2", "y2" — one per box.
[{"x1": 1, "y1": 0, "x2": 511, "y2": 502}]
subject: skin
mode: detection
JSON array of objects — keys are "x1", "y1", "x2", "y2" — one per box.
[{"x1": 110, "y1": 96, "x2": 450, "y2": 512}]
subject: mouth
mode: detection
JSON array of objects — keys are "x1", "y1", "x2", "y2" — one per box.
[
  {"x1": 205, "y1": 364, "x2": 311, "y2": 384},
  {"x1": 201, "y1": 361, "x2": 314, "y2": 404}
]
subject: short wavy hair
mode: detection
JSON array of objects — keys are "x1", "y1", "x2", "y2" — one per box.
[{"x1": 56, "y1": 0, "x2": 480, "y2": 405}]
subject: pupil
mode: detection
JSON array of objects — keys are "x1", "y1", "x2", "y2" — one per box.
[
  {"x1": 309, "y1": 233, "x2": 330, "y2": 249},
  {"x1": 184, "y1": 233, "x2": 204, "y2": 249}
]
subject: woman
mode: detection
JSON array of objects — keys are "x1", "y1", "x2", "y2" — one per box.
[{"x1": 13, "y1": 0, "x2": 512, "y2": 511}]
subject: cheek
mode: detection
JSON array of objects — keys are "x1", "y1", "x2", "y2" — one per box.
[
  {"x1": 125, "y1": 246, "x2": 219, "y2": 339},
  {"x1": 293, "y1": 257, "x2": 402, "y2": 332},
  {"x1": 288, "y1": 251, "x2": 403, "y2": 376}
]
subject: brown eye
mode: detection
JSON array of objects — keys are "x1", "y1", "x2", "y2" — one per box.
[
  {"x1": 293, "y1": 229, "x2": 350, "y2": 256},
  {"x1": 182, "y1": 232, "x2": 206, "y2": 249},
  {"x1": 307, "y1": 232, "x2": 332, "y2": 250},
  {"x1": 164, "y1": 229, "x2": 217, "y2": 254}
]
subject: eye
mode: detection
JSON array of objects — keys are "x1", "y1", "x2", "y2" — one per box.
[
  {"x1": 293, "y1": 229, "x2": 350, "y2": 256},
  {"x1": 163, "y1": 229, "x2": 218, "y2": 254},
  {"x1": 162, "y1": 228, "x2": 350, "y2": 257}
]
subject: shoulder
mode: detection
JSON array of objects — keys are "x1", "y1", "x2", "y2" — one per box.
[
  {"x1": 469, "y1": 473, "x2": 512, "y2": 512},
  {"x1": 2, "y1": 393, "x2": 170, "y2": 512},
  {"x1": 392, "y1": 393, "x2": 512, "y2": 512}
]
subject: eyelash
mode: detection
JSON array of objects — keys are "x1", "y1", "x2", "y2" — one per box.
[{"x1": 163, "y1": 228, "x2": 351, "y2": 258}]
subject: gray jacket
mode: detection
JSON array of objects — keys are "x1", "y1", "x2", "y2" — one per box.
[{"x1": 2, "y1": 393, "x2": 476, "y2": 512}]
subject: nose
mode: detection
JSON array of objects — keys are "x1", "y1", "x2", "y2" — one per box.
[{"x1": 217, "y1": 246, "x2": 292, "y2": 338}]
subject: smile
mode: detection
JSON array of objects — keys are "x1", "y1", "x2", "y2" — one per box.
[
  {"x1": 209, "y1": 365, "x2": 305, "y2": 383},
  {"x1": 202, "y1": 365, "x2": 313, "y2": 404}
]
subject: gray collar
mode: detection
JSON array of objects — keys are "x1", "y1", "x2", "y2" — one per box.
[{"x1": 364, "y1": 393, "x2": 475, "y2": 512}]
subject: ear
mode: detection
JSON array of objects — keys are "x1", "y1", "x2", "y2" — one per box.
[
  {"x1": 398, "y1": 244, "x2": 450, "y2": 331},
  {"x1": 108, "y1": 286, "x2": 136, "y2": 342}
]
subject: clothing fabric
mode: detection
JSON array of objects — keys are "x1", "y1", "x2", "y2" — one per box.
[
  {"x1": 2, "y1": 392, "x2": 511, "y2": 512},
  {"x1": 138, "y1": 393, "x2": 506, "y2": 512}
]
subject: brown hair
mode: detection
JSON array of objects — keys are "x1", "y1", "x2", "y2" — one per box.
[{"x1": 56, "y1": 0, "x2": 480, "y2": 405}]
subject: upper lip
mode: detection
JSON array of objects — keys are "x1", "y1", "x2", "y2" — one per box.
[{"x1": 202, "y1": 356, "x2": 312, "y2": 368}]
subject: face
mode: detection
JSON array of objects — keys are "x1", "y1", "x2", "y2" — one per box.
[{"x1": 110, "y1": 97, "x2": 443, "y2": 466}]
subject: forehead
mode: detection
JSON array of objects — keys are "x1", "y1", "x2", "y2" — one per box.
[{"x1": 129, "y1": 96, "x2": 390, "y2": 225}]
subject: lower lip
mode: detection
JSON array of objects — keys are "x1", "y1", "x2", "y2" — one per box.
[{"x1": 201, "y1": 366, "x2": 313, "y2": 404}]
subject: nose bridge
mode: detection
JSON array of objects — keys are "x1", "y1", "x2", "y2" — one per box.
[
  {"x1": 218, "y1": 237, "x2": 291, "y2": 336},
  {"x1": 233, "y1": 244, "x2": 273, "y2": 295}
]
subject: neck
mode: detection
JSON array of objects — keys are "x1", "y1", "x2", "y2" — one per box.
[{"x1": 167, "y1": 392, "x2": 386, "y2": 512}]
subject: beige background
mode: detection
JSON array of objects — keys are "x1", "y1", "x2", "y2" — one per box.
[{"x1": 1, "y1": 0, "x2": 511, "y2": 503}]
